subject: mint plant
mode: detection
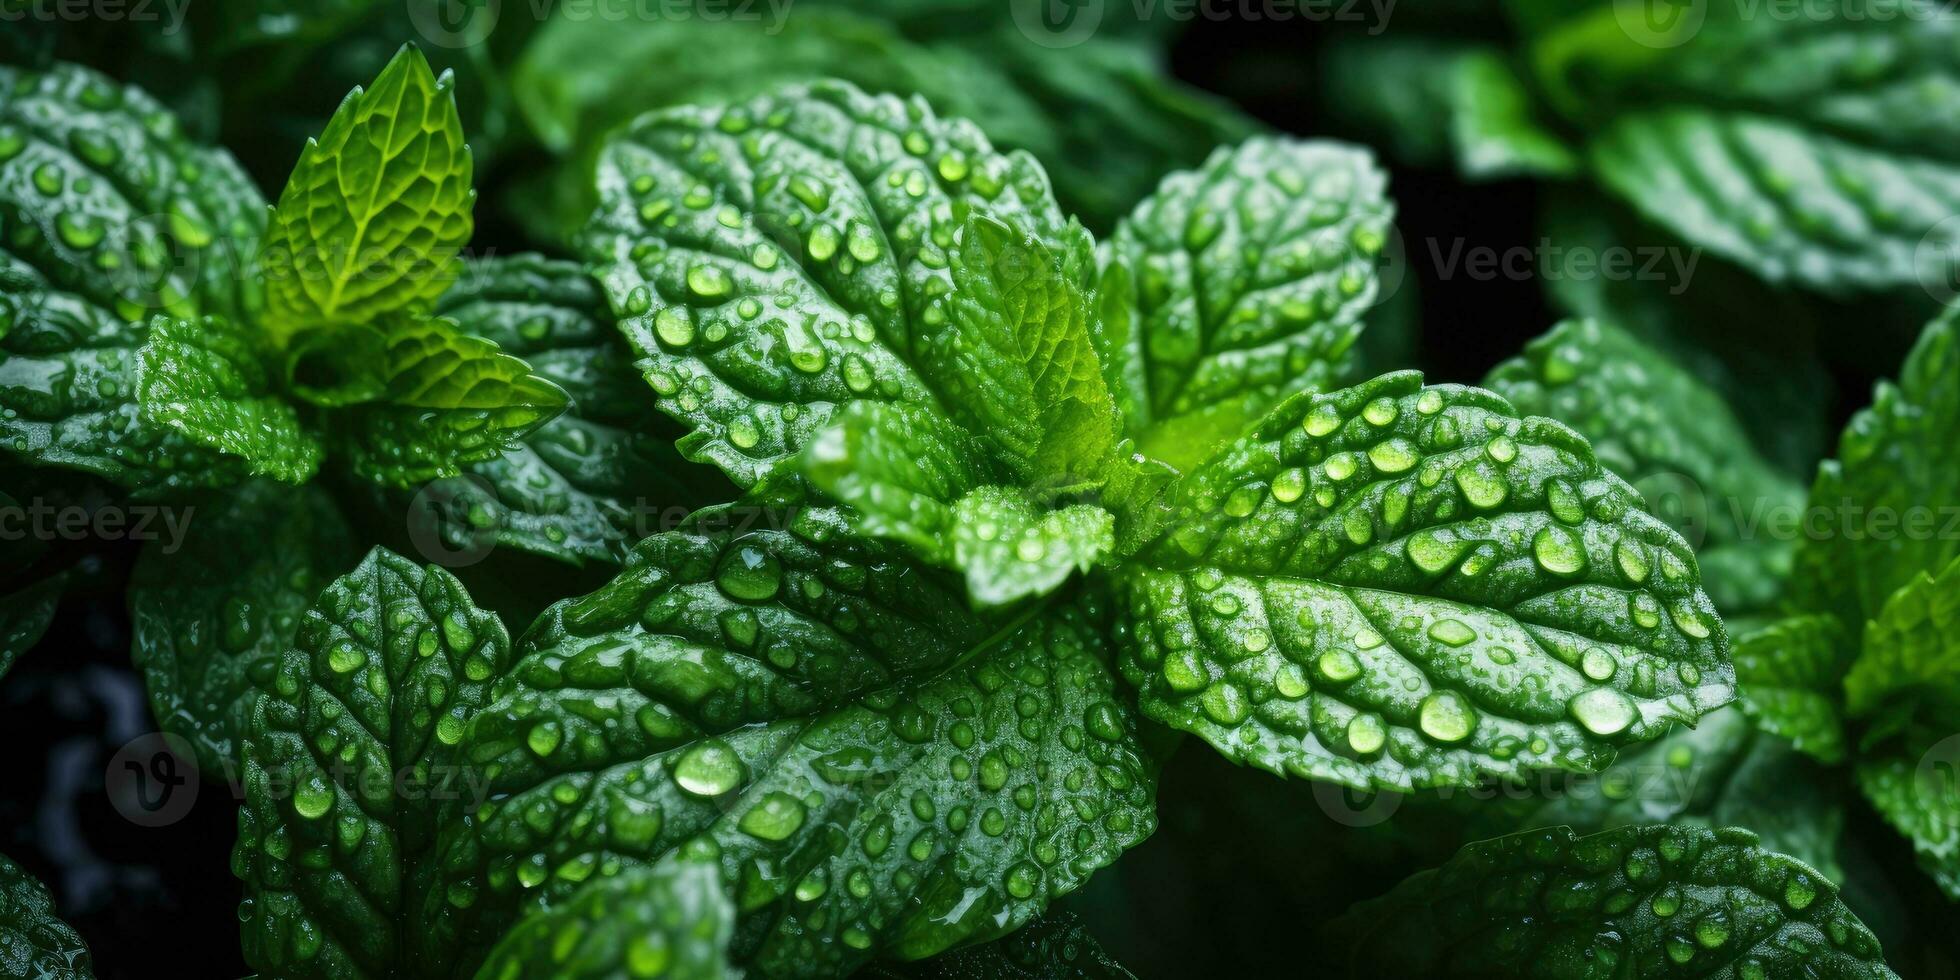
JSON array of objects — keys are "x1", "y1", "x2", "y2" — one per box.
[{"x1": 0, "y1": 9, "x2": 1943, "y2": 979}]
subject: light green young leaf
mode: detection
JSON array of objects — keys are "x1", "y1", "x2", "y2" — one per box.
[
  {"x1": 936, "y1": 215, "x2": 1116, "y2": 485},
  {"x1": 1101, "y1": 137, "x2": 1394, "y2": 469},
  {"x1": 134, "y1": 315, "x2": 323, "y2": 484},
  {"x1": 1845, "y1": 555, "x2": 1960, "y2": 731},
  {"x1": 800, "y1": 402, "x2": 1113, "y2": 606},
  {"x1": 801, "y1": 402, "x2": 1009, "y2": 556},
  {"x1": 334, "y1": 316, "x2": 571, "y2": 487},
  {"x1": 1329, "y1": 824, "x2": 1896, "y2": 979},
  {"x1": 0, "y1": 853, "x2": 93, "y2": 980},
  {"x1": 1793, "y1": 311, "x2": 1960, "y2": 632},
  {"x1": 1116, "y1": 372, "x2": 1733, "y2": 791},
  {"x1": 1856, "y1": 728, "x2": 1960, "y2": 900},
  {"x1": 582, "y1": 80, "x2": 1066, "y2": 491},
  {"x1": 865, "y1": 910, "x2": 1135, "y2": 980},
  {"x1": 950, "y1": 487, "x2": 1114, "y2": 609},
  {"x1": 1734, "y1": 615, "x2": 1849, "y2": 765},
  {"x1": 408, "y1": 254, "x2": 734, "y2": 566},
  {"x1": 1485, "y1": 319, "x2": 1804, "y2": 615},
  {"x1": 422, "y1": 525, "x2": 1153, "y2": 978},
  {"x1": 474, "y1": 860, "x2": 735, "y2": 980},
  {"x1": 1589, "y1": 108, "x2": 1960, "y2": 292},
  {"x1": 233, "y1": 548, "x2": 512, "y2": 980},
  {"x1": 129, "y1": 481, "x2": 356, "y2": 775},
  {"x1": 262, "y1": 44, "x2": 475, "y2": 334}
]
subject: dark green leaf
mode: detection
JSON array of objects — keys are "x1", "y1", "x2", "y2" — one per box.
[
  {"x1": 413, "y1": 254, "x2": 733, "y2": 566},
  {"x1": 1117, "y1": 372, "x2": 1733, "y2": 790},
  {"x1": 582, "y1": 79, "x2": 1065, "y2": 491},
  {"x1": 473, "y1": 859, "x2": 735, "y2": 980},
  {"x1": 1856, "y1": 726, "x2": 1960, "y2": 900},
  {"x1": 423, "y1": 523, "x2": 1154, "y2": 978},
  {"x1": 1329, "y1": 823, "x2": 1895, "y2": 978},
  {"x1": 233, "y1": 548, "x2": 512, "y2": 979},
  {"x1": 1484, "y1": 319, "x2": 1804, "y2": 615},
  {"x1": 0, "y1": 853, "x2": 92, "y2": 980},
  {"x1": 129, "y1": 481, "x2": 357, "y2": 775},
  {"x1": 867, "y1": 911, "x2": 1135, "y2": 980},
  {"x1": 1845, "y1": 555, "x2": 1960, "y2": 732},
  {"x1": 1100, "y1": 137, "x2": 1394, "y2": 469}
]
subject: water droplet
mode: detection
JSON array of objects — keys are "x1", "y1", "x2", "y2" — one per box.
[
  {"x1": 1427, "y1": 619, "x2": 1475, "y2": 647},
  {"x1": 654, "y1": 308, "x2": 694, "y2": 347},
  {"x1": 673, "y1": 740, "x2": 745, "y2": 796},
  {"x1": 1532, "y1": 525, "x2": 1587, "y2": 575},
  {"x1": 1346, "y1": 714, "x2": 1386, "y2": 754},
  {"x1": 1418, "y1": 691, "x2": 1476, "y2": 743},
  {"x1": 717, "y1": 540, "x2": 783, "y2": 602},
  {"x1": 1569, "y1": 688, "x2": 1636, "y2": 736},
  {"x1": 1271, "y1": 468, "x2": 1306, "y2": 503},
  {"x1": 738, "y1": 791, "x2": 807, "y2": 841}
]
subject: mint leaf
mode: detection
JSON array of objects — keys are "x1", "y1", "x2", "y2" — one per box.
[
  {"x1": 950, "y1": 487, "x2": 1114, "y2": 608},
  {"x1": 1845, "y1": 555, "x2": 1960, "y2": 731},
  {"x1": 1589, "y1": 108, "x2": 1960, "y2": 292},
  {"x1": 424, "y1": 524, "x2": 1152, "y2": 977},
  {"x1": 134, "y1": 315, "x2": 323, "y2": 484},
  {"x1": 1857, "y1": 728, "x2": 1960, "y2": 900},
  {"x1": 0, "y1": 853, "x2": 92, "y2": 980},
  {"x1": 1117, "y1": 372, "x2": 1733, "y2": 790},
  {"x1": 1793, "y1": 311, "x2": 1960, "y2": 632},
  {"x1": 1537, "y1": 189, "x2": 1834, "y2": 477},
  {"x1": 582, "y1": 80, "x2": 1065, "y2": 490},
  {"x1": 935, "y1": 215, "x2": 1116, "y2": 485},
  {"x1": 1506, "y1": 708, "x2": 1846, "y2": 883},
  {"x1": 1330, "y1": 825, "x2": 1894, "y2": 979},
  {"x1": 0, "y1": 61, "x2": 270, "y2": 492},
  {"x1": 801, "y1": 402, "x2": 1114, "y2": 606},
  {"x1": 130, "y1": 481, "x2": 357, "y2": 774},
  {"x1": 1734, "y1": 615, "x2": 1849, "y2": 765},
  {"x1": 410, "y1": 254, "x2": 733, "y2": 566},
  {"x1": 1326, "y1": 40, "x2": 1577, "y2": 181},
  {"x1": 1, "y1": 575, "x2": 64, "y2": 684},
  {"x1": 802, "y1": 401, "x2": 1005, "y2": 554},
  {"x1": 334, "y1": 316, "x2": 570, "y2": 487},
  {"x1": 0, "y1": 60, "x2": 265, "y2": 324},
  {"x1": 1101, "y1": 137, "x2": 1394, "y2": 468},
  {"x1": 475, "y1": 860, "x2": 735, "y2": 980},
  {"x1": 1484, "y1": 319, "x2": 1805, "y2": 615},
  {"x1": 233, "y1": 548, "x2": 511, "y2": 979},
  {"x1": 1, "y1": 303, "x2": 260, "y2": 493},
  {"x1": 262, "y1": 44, "x2": 475, "y2": 334},
  {"x1": 867, "y1": 911, "x2": 1135, "y2": 980}
]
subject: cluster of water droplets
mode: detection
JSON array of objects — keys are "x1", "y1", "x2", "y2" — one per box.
[{"x1": 1125, "y1": 377, "x2": 1725, "y2": 785}]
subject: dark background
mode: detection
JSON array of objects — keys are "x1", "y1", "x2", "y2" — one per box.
[{"x1": 4, "y1": 8, "x2": 1948, "y2": 980}]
